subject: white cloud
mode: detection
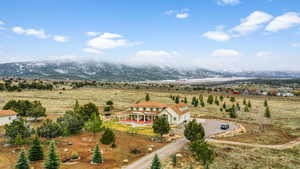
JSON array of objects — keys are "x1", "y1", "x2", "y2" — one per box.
[
  {"x1": 87, "y1": 32, "x2": 127, "y2": 49},
  {"x1": 53, "y1": 35, "x2": 68, "y2": 42},
  {"x1": 165, "y1": 10, "x2": 175, "y2": 15},
  {"x1": 0, "y1": 20, "x2": 4, "y2": 25},
  {"x1": 203, "y1": 31, "x2": 231, "y2": 41},
  {"x1": 82, "y1": 48, "x2": 101, "y2": 54},
  {"x1": 211, "y1": 49, "x2": 240, "y2": 57},
  {"x1": 256, "y1": 51, "x2": 272, "y2": 57},
  {"x1": 232, "y1": 11, "x2": 273, "y2": 35},
  {"x1": 218, "y1": 0, "x2": 240, "y2": 5},
  {"x1": 86, "y1": 32, "x2": 101, "y2": 36},
  {"x1": 129, "y1": 50, "x2": 180, "y2": 65},
  {"x1": 266, "y1": 12, "x2": 300, "y2": 32},
  {"x1": 12, "y1": 26, "x2": 48, "y2": 39},
  {"x1": 176, "y1": 13, "x2": 189, "y2": 19},
  {"x1": 291, "y1": 43, "x2": 300, "y2": 47}
]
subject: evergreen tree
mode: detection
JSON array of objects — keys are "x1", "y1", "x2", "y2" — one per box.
[
  {"x1": 200, "y1": 98, "x2": 205, "y2": 107},
  {"x1": 85, "y1": 112, "x2": 103, "y2": 136},
  {"x1": 145, "y1": 93, "x2": 150, "y2": 101},
  {"x1": 15, "y1": 133, "x2": 24, "y2": 146},
  {"x1": 223, "y1": 102, "x2": 226, "y2": 109},
  {"x1": 184, "y1": 97, "x2": 188, "y2": 104},
  {"x1": 175, "y1": 96, "x2": 180, "y2": 104},
  {"x1": 28, "y1": 136, "x2": 44, "y2": 161},
  {"x1": 151, "y1": 154, "x2": 161, "y2": 169},
  {"x1": 243, "y1": 98, "x2": 247, "y2": 105},
  {"x1": 189, "y1": 139, "x2": 214, "y2": 169},
  {"x1": 194, "y1": 99, "x2": 199, "y2": 107},
  {"x1": 184, "y1": 119, "x2": 205, "y2": 141},
  {"x1": 247, "y1": 100, "x2": 252, "y2": 108},
  {"x1": 92, "y1": 144, "x2": 103, "y2": 164},
  {"x1": 236, "y1": 103, "x2": 240, "y2": 111},
  {"x1": 100, "y1": 128, "x2": 116, "y2": 145},
  {"x1": 16, "y1": 149, "x2": 30, "y2": 169},
  {"x1": 265, "y1": 106, "x2": 271, "y2": 118},
  {"x1": 207, "y1": 95, "x2": 214, "y2": 104},
  {"x1": 152, "y1": 116, "x2": 170, "y2": 137},
  {"x1": 244, "y1": 105, "x2": 249, "y2": 112},
  {"x1": 191, "y1": 97, "x2": 196, "y2": 105},
  {"x1": 230, "y1": 97, "x2": 236, "y2": 102},
  {"x1": 229, "y1": 105, "x2": 237, "y2": 119},
  {"x1": 44, "y1": 141, "x2": 60, "y2": 169},
  {"x1": 264, "y1": 100, "x2": 268, "y2": 107},
  {"x1": 219, "y1": 96, "x2": 224, "y2": 102},
  {"x1": 214, "y1": 97, "x2": 219, "y2": 106}
]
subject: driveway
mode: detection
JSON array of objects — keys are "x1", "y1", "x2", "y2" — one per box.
[{"x1": 124, "y1": 119, "x2": 238, "y2": 169}]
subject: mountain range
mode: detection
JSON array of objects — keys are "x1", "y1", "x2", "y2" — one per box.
[{"x1": 0, "y1": 61, "x2": 299, "y2": 81}]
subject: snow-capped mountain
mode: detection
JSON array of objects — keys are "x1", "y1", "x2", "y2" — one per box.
[{"x1": 0, "y1": 60, "x2": 299, "y2": 81}]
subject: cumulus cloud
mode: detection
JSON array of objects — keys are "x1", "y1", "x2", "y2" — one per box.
[
  {"x1": 256, "y1": 51, "x2": 272, "y2": 57},
  {"x1": 266, "y1": 12, "x2": 300, "y2": 32},
  {"x1": 211, "y1": 49, "x2": 240, "y2": 57},
  {"x1": 12, "y1": 26, "x2": 48, "y2": 39},
  {"x1": 202, "y1": 31, "x2": 231, "y2": 41},
  {"x1": 218, "y1": 0, "x2": 240, "y2": 5},
  {"x1": 85, "y1": 31, "x2": 101, "y2": 36},
  {"x1": 232, "y1": 11, "x2": 273, "y2": 35},
  {"x1": 53, "y1": 35, "x2": 68, "y2": 42},
  {"x1": 176, "y1": 13, "x2": 189, "y2": 19},
  {"x1": 83, "y1": 32, "x2": 140, "y2": 54}
]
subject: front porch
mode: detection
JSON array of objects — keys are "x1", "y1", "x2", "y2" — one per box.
[{"x1": 117, "y1": 114, "x2": 157, "y2": 124}]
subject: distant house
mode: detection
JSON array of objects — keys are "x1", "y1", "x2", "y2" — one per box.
[
  {"x1": 0, "y1": 110, "x2": 17, "y2": 126},
  {"x1": 116, "y1": 102, "x2": 191, "y2": 125}
]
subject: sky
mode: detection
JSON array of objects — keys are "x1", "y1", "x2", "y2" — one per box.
[{"x1": 0, "y1": 0, "x2": 300, "y2": 71}]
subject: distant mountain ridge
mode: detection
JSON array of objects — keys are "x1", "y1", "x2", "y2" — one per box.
[{"x1": 0, "y1": 61, "x2": 299, "y2": 81}]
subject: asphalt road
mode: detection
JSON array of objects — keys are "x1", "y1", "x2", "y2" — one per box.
[{"x1": 124, "y1": 119, "x2": 238, "y2": 169}]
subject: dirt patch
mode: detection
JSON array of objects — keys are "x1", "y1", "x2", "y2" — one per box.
[{"x1": 0, "y1": 131, "x2": 166, "y2": 169}]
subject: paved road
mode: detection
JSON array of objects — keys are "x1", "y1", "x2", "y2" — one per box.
[{"x1": 124, "y1": 119, "x2": 237, "y2": 169}]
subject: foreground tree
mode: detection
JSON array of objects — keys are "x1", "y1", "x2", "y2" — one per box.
[
  {"x1": 152, "y1": 116, "x2": 170, "y2": 137},
  {"x1": 28, "y1": 136, "x2": 44, "y2": 161},
  {"x1": 4, "y1": 118, "x2": 31, "y2": 144},
  {"x1": 151, "y1": 154, "x2": 161, "y2": 169},
  {"x1": 79, "y1": 103, "x2": 99, "y2": 121},
  {"x1": 100, "y1": 128, "x2": 115, "y2": 145},
  {"x1": 85, "y1": 112, "x2": 103, "y2": 136},
  {"x1": 37, "y1": 119, "x2": 63, "y2": 138},
  {"x1": 184, "y1": 119, "x2": 205, "y2": 141},
  {"x1": 92, "y1": 144, "x2": 103, "y2": 164},
  {"x1": 16, "y1": 149, "x2": 30, "y2": 169},
  {"x1": 57, "y1": 110, "x2": 84, "y2": 135},
  {"x1": 44, "y1": 141, "x2": 60, "y2": 169},
  {"x1": 189, "y1": 139, "x2": 214, "y2": 169}
]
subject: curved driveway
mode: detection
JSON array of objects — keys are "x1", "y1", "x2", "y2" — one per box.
[{"x1": 123, "y1": 119, "x2": 237, "y2": 169}]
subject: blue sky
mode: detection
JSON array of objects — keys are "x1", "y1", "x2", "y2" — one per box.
[{"x1": 0, "y1": 0, "x2": 300, "y2": 71}]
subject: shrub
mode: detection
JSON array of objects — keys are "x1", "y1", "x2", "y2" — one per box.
[
  {"x1": 37, "y1": 120, "x2": 63, "y2": 138},
  {"x1": 100, "y1": 128, "x2": 115, "y2": 145},
  {"x1": 4, "y1": 118, "x2": 31, "y2": 143}
]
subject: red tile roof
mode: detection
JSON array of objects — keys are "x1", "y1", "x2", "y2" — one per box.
[{"x1": 0, "y1": 110, "x2": 17, "y2": 117}]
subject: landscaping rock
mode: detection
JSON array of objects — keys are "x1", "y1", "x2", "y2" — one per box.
[
  {"x1": 148, "y1": 147, "x2": 153, "y2": 152},
  {"x1": 123, "y1": 159, "x2": 129, "y2": 163},
  {"x1": 176, "y1": 153, "x2": 183, "y2": 158},
  {"x1": 64, "y1": 148, "x2": 69, "y2": 152},
  {"x1": 67, "y1": 141, "x2": 73, "y2": 145}
]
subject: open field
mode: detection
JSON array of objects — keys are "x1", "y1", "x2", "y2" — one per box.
[
  {"x1": 163, "y1": 144, "x2": 300, "y2": 169},
  {"x1": 0, "y1": 87, "x2": 299, "y2": 139}
]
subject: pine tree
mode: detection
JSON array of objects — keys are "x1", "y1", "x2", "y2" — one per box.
[
  {"x1": 219, "y1": 95, "x2": 224, "y2": 102},
  {"x1": 28, "y1": 136, "x2": 44, "y2": 161},
  {"x1": 74, "y1": 100, "x2": 80, "y2": 113},
  {"x1": 223, "y1": 102, "x2": 226, "y2": 109},
  {"x1": 145, "y1": 93, "x2": 150, "y2": 101},
  {"x1": 243, "y1": 98, "x2": 247, "y2": 105},
  {"x1": 171, "y1": 154, "x2": 177, "y2": 167},
  {"x1": 200, "y1": 99, "x2": 205, "y2": 107},
  {"x1": 207, "y1": 95, "x2": 214, "y2": 104},
  {"x1": 265, "y1": 106, "x2": 271, "y2": 118},
  {"x1": 16, "y1": 149, "x2": 30, "y2": 169},
  {"x1": 194, "y1": 99, "x2": 199, "y2": 107},
  {"x1": 264, "y1": 100, "x2": 268, "y2": 107},
  {"x1": 175, "y1": 96, "x2": 180, "y2": 104},
  {"x1": 92, "y1": 144, "x2": 103, "y2": 164},
  {"x1": 184, "y1": 97, "x2": 188, "y2": 104},
  {"x1": 100, "y1": 128, "x2": 116, "y2": 145},
  {"x1": 151, "y1": 154, "x2": 161, "y2": 169},
  {"x1": 247, "y1": 100, "x2": 252, "y2": 108},
  {"x1": 44, "y1": 141, "x2": 60, "y2": 169}
]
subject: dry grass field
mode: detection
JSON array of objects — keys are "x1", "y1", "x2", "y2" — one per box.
[{"x1": 0, "y1": 88, "x2": 299, "y2": 169}]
